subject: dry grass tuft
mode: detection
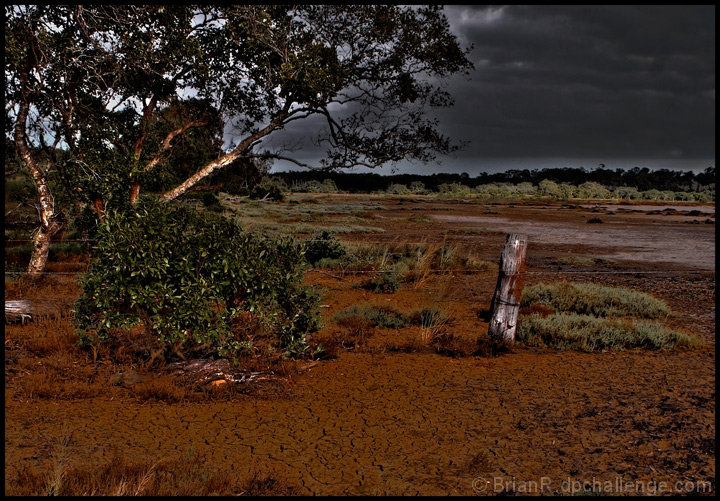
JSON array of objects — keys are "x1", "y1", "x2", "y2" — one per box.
[{"x1": 6, "y1": 446, "x2": 299, "y2": 496}]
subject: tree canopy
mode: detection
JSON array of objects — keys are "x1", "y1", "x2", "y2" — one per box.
[
  {"x1": 7, "y1": 5, "x2": 473, "y2": 204},
  {"x1": 6, "y1": 5, "x2": 472, "y2": 275}
]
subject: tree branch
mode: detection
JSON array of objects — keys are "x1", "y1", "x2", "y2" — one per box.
[{"x1": 143, "y1": 119, "x2": 209, "y2": 172}]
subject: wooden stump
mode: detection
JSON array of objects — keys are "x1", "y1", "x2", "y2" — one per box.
[
  {"x1": 5, "y1": 299, "x2": 68, "y2": 324},
  {"x1": 488, "y1": 233, "x2": 528, "y2": 343}
]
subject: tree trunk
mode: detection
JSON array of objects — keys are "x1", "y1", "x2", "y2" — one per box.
[
  {"x1": 14, "y1": 98, "x2": 66, "y2": 279},
  {"x1": 27, "y1": 224, "x2": 58, "y2": 278},
  {"x1": 488, "y1": 233, "x2": 528, "y2": 343}
]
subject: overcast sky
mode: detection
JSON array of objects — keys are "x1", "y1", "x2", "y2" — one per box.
[{"x1": 268, "y1": 5, "x2": 715, "y2": 175}]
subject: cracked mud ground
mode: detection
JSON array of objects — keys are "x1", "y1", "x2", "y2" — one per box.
[{"x1": 5, "y1": 197, "x2": 715, "y2": 495}]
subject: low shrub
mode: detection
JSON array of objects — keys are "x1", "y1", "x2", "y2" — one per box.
[
  {"x1": 521, "y1": 282, "x2": 671, "y2": 319},
  {"x1": 517, "y1": 313, "x2": 695, "y2": 351},
  {"x1": 332, "y1": 304, "x2": 409, "y2": 329},
  {"x1": 304, "y1": 231, "x2": 347, "y2": 266},
  {"x1": 249, "y1": 177, "x2": 286, "y2": 201},
  {"x1": 360, "y1": 267, "x2": 403, "y2": 293}
]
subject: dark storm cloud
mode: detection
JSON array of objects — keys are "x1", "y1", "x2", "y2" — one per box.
[
  {"x1": 264, "y1": 5, "x2": 714, "y2": 173},
  {"x1": 439, "y1": 5, "x2": 715, "y2": 161}
]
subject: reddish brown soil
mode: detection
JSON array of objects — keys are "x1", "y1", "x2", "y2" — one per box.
[{"x1": 4, "y1": 196, "x2": 715, "y2": 495}]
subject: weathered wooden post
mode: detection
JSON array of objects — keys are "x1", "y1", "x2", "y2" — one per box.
[{"x1": 488, "y1": 233, "x2": 528, "y2": 343}]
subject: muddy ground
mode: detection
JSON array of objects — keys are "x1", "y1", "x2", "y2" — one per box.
[{"x1": 4, "y1": 195, "x2": 715, "y2": 495}]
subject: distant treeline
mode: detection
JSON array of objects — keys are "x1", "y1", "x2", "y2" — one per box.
[{"x1": 271, "y1": 166, "x2": 715, "y2": 194}]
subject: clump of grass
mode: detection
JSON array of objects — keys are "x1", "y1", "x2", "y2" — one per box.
[
  {"x1": 332, "y1": 304, "x2": 409, "y2": 329},
  {"x1": 517, "y1": 281, "x2": 696, "y2": 352},
  {"x1": 517, "y1": 313, "x2": 696, "y2": 351},
  {"x1": 521, "y1": 282, "x2": 671, "y2": 319},
  {"x1": 409, "y1": 306, "x2": 449, "y2": 345}
]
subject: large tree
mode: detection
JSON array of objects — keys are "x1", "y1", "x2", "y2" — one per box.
[{"x1": 6, "y1": 5, "x2": 473, "y2": 276}]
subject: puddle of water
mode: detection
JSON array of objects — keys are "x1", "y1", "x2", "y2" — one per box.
[
  {"x1": 431, "y1": 214, "x2": 715, "y2": 270},
  {"x1": 579, "y1": 204, "x2": 715, "y2": 213}
]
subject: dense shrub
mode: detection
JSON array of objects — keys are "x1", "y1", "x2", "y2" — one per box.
[
  {"x1": 201, "y1": 192, "x2": 220, "y2": 207},
  {"x1": 304, "y1": 231, "x2": 346, "y2": 266},
  {"x1": 73, "y1": 198, "x2": 320, "y2": 359},
  {"x1": 290, "y1": 178, "x2": 339, "y2": 193},
  {"x1": 386, "y1": 183, "x2": 411, "y2": 195},
  {"x1": 538, "y1": 179, "x2": 563, "y2": 198},
  {"x1": 437, "y1": 182, "x2": 474, "y2": 197},
  {"x1": 576, "y1": 181, "x2": 611, "y2": 199},
  {"x1": 249, "y1": 177, "x2": 287, "y2": 201},
  {"x1": 612, "y1": 186, "x2": 640, "y2": 199}
]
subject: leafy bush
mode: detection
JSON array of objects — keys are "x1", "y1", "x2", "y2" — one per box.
[
  {"x1": 521, "y1": 282, "x2": 671, "y2": 319},
  {"x1": 386, "y1": 183, "x2": 411, "y2": 195},
  {"x1": 409, "y1": 181, "x2": 428, "y2": 194},
  {"x1": 436, "y1": 182, "x2": 474, "y2": 197},
  {"x1": 304, "y1": 231, "x2": 346, "y2": 266},
  {"x1": 576, "y1": 181, "x2": 611, "y2": 199},
  {"x1": 249, "y1": 177, "x2": 286, "y2": 201},
  {"x1": 517, "y1": 313, "x2": 695, "y2": 351},
  {"x1": 613, "y1": 186, "x2": 640, "y2": 200},
  {"x1": 73, "y1": 198, "x2": 320, "y2": 360},
  {"x1": 201, "y1": 192, "x2": 220, "y2": 207},
  {"x1": 361, "y1": 266, "x2": 403, "y2": 293},
  {"x1": 290, "y1": 178, "x2": 339, "y2": 193}
]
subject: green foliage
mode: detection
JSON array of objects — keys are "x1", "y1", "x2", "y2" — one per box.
[
  {"x1": 4, "y1": 175, "x2": 36, "y2": 204},
  {"x1": 409, "y1": 181, "x2": 428, "y2": 194},
  {"x1": 538, "y1": 179, "x2": 563, "y2": 198},
  {"x1": 386, "y1": 183, "x2": 411, "y2": 195},
  {"x1": 613, "y1": 186, "x2": 640, "y2": 200},
  {"x1": 304, "y1": 231, "x2": 347, "y2": 266},
  {"x1": 201, "y1": 192, "x2": 221, "y2": 208},
  {"x1": 290, "y1": 179, "x2": 339, "y2": 193},
  {"x1": 517, "y1": 281, "x2": 692, "y2": 352},
  {"x1": 517, "y1": 313, "x2": 695, "y2": 351},
  {"x1": 436, "y1": 182, "x2": 474, "y2": 197},
  {"x1": 249, "y1": 177, "x2": 287, "y2": 201},
  {"x1": 521, "y1": 282, "x2": 671, "y2": 319},
  {"x1": 72, "y1": 198, "x2": 320, "y2": 359},
  {"x1": 361, "y1": 266, "x2": 403, "y2": 293}
]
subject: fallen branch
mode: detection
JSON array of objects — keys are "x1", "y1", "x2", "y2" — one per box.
[{"x1": 5, "y1": 299, "x2": 69, "y2": 324}]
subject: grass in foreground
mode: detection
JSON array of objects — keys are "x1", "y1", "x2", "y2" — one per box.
[
  {"x1": 518, "y1": 281, "x2": 695, "y2": 351},
  {"x1": 517, "y1": 313, "x2": 696, "y2": 352},
  {"x1": 7, "y1": 445, "x2": 297, "y2": 496}
]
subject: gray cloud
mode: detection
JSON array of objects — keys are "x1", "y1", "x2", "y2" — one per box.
[
  {"x1": 438, "y1": 5, "x2": 715, "y2": 162},
  {"x1": 265, "y1": 5, "x2": 715, "y2": 173}
]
